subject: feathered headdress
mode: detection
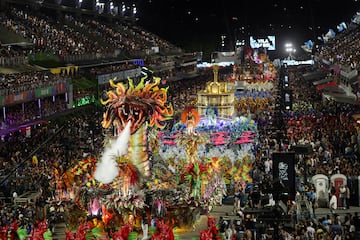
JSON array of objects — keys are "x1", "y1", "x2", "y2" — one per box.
[{"x1": 181, "y1": 107, "x2": 200, "y2": 126}]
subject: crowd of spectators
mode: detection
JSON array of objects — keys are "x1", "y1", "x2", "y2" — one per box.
[
  {"x1": 0, "y1": 106, "x2": 103, "y2": 193},
  {"x1": 67, "y1": 14, "x2": 180, "y2": 54},
  {"x1": 1, "y1": 8, "x2": 109, "y2": 58},
  {"x1": 284, "y1": 69, "x2": 360, "y2": 178},
  {"x1": 0, "y1": 5, "x2": 359, "y2": 238},
  {"x1": 0, "y1": 6, "x2": 182, "y2": 67},
  {"x1": 0, "y1": 46, "x2": 27, "y2": 67},
  {"x1": 315, "y1": 24, "x2": 360, "y2": 70},
  {"x1": 0, "y1": 95, "x2": 68, "y2": 132},
  {"x1": 0, "y1": 107, "x2": 104, "y2": 237},
  {"x1": 224, "y1": 62, "x2": 360, "y2": 239},
  {"x1": 0, "y1": 71, "x2": 70, "y2": 95},
  {"x1": 0, "y1": 69, "x2": 70, "y2": 130}
]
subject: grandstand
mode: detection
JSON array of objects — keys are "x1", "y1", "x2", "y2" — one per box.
[
  {"x1": 0, "y1": 0, "x2": 202, "y2": 133},
  {"x1": 0, "y1": 1, "x2": 359, "y2": 239},
  {"x1": 0, "y1": 0, "x2": 358, "y2": 137}
]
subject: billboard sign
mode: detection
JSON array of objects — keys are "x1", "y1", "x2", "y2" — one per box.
[
  {"x1": 272, "y1": 152, "x2": 296, "y2": 200},
  {"x1": 250, "y1": 36, "x2": 276, "y2": 50}
]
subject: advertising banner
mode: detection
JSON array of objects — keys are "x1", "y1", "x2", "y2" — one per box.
[
  {"x1": 35, "y1": 83, "x2": 67, "y2": 98},
  {"x1": 0, "y1": 83, "x2": 67, "y2": 107},
  {"x1": 35, "y1": 87, "x2": 54, "y2": 98},
  {"x1": 97, "y1": 68, "x2": 142, "y2": 85},
  {"x1": 272, "y1": 152, "x2": 296, "y2": 200},
  {"x1": 2, "y1": 91, "x2": 34, "y2": 106}
]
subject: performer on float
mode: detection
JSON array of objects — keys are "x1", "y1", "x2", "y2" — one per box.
[
  {"x1": 205, "y1": 106, "x2": 218, "y2": 125},
  {"x1": 179, "y1": 107, "x2": 203, "y2": 163},
  {"x1": 185, "y1": 111, "x2": 196, "y2": 134}
]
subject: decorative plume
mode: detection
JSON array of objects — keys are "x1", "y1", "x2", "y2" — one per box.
[
  {"x1": 89, "y1": 198, "x2": 101, "y2": 215},
  {"x1": 94, "y1": 121, "x2": 132, "y2": 184}
]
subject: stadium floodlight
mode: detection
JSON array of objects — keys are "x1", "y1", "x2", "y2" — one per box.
[
  {"x1": 120, "y1": 2, "x2": 126, "y2": 16},
  {"x1": 285, "y1": 43, "x2": 296, "y2": 60},
  {"x1": 285, "y1": 43, "x2": 296, "y2": 52},
  {"x1": 132, "y1": 4, "x2": 137, "y2": 16}
]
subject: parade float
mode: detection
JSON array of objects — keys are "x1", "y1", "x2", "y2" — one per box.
[
  {"x1": 50, "y1": 75, "x2": 176, "y2": 239},
  {"x1": 230, "y1": 46, "x2": 277, "y2": 83},
  {"x1": 47, "y1": 63, "x2": 261, "y2": 239},
  {"x1": 197, "y1": 65, "x2": 235, "y2": 118},
  {"x1": 159, "y1": 110, "x2": 256, "y2": 195},
  {"x1": 159, "y1": 64, "x2": 258, "y2": 204},
  {"x1": 226, "y1": 47, "x2": 275, "y2": 115}
]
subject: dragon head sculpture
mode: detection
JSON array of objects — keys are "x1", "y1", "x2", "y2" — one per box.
[{"x1": 101, "y1": 76, "x2": 173, "y2": 134}]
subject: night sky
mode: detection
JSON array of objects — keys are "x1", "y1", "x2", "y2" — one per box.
[{"x1": 136, "y1": 0, "x2": 360, "y2": 59}]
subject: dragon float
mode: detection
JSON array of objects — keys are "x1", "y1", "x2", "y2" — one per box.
[
  {"x1": 95, "y1": 76, "x2": 173, "y2": 182},
  {"x1": 51, "y1": 71, "x2": 258, "y2": 239}
]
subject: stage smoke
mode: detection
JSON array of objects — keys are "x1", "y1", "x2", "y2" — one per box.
[{"x1": 94, "y1": 121, "x2": 132, "y2": 183}]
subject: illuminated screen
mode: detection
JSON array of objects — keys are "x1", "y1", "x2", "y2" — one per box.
[{"x1": 250, "y1": 36, "x2": 276, "y2": 50}]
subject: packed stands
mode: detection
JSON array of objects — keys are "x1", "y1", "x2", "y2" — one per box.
[{"x1": 0, "y1": 1, "x2": 359, "y2": 239}]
